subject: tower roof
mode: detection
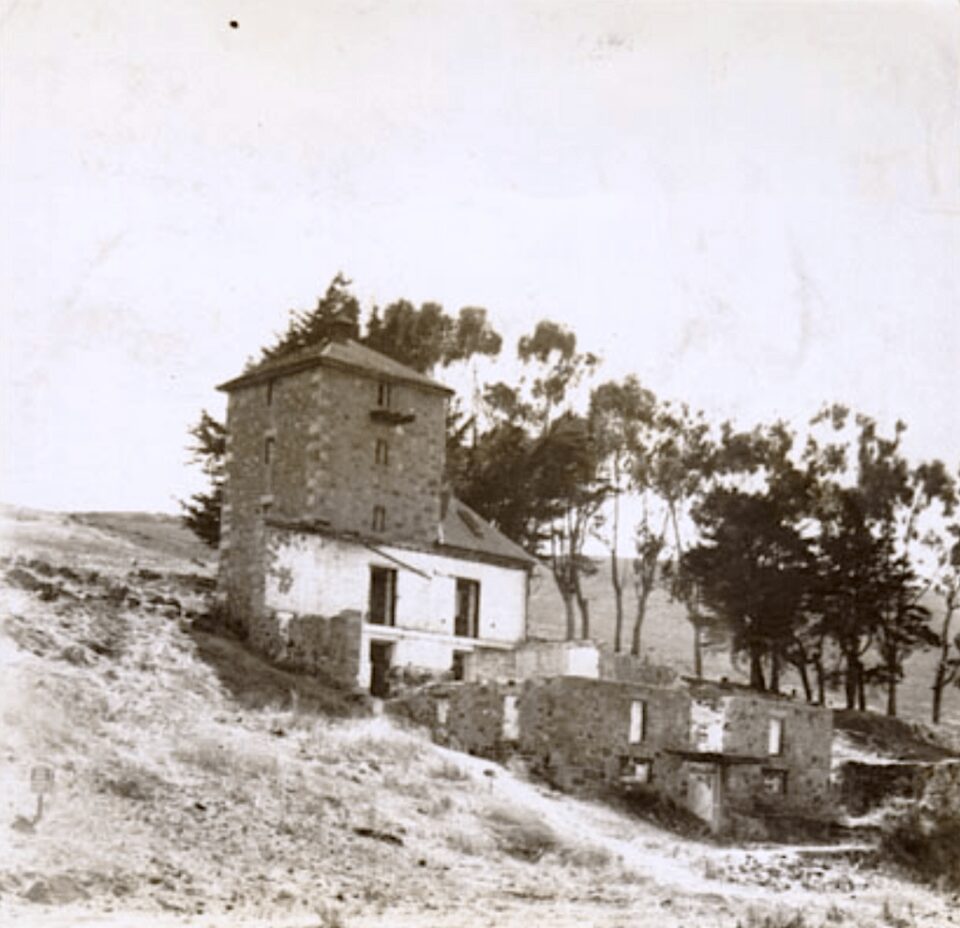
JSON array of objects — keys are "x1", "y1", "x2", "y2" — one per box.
[{"x1": 217, "y1": 338, "x2": 453, "y2": 395}]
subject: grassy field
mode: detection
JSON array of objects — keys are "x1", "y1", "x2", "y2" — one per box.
[{"x1": 1, "y1": 508, "x2": 958, "y2": 927}]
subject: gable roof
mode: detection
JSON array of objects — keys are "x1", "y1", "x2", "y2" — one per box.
[
  {"x1": 439, "y1": 497, "x2": 537, "y2": 568},
  {"x1": 217, "y1": 338, "x2": 452, "y2": 395}
]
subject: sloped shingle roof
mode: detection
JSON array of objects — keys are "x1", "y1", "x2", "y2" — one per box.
[
  {"x1": 217, "y1": 338, "x2": 452, "y2": 394},
  {"x1": 439, "y1": 497, "x2": 537, "y2": 568}
]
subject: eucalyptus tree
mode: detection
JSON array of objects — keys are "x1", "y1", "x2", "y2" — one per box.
[{"x1": 588, "y1": 377, "x2": 658, "y2": 652}]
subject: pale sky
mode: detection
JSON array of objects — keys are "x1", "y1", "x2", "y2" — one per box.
[{"x1": 1, "y1": 0, "x2": 958, "y2": 513}]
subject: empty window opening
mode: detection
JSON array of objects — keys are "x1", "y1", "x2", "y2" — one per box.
[
  {"x1": 762, "y1": 769, "x2": 788, "y2": 796},
  {"x1": 375, "y1": 439, "x2": 389, "y2": 466},
  {"x1": 454, "y1": 578, "x2": 480, "y2": 637},
  {"x1": 369, "y1": 640, "x2": 393, "y2": 698},
  {"x1": 261, "y1": 501, "x2": 272, "y2": 517},
  {"x1": 368, "y1": 566, "x2": 397, "y2": 626},
  {"x1": 377, "y1": 381, "x2": 392, "y2": 408},
  {"x1": 768, "y1": 717, "x2": 784, "y2": 756},
  {"x1": 264, "y1": 436, "x2": 276, "y2": 465},
  {"x1": 451, "y1": 650, "x2": 467, "y2": 681},
  {"x1": 372, "y1": 505, "x2": 386, "y2": 532},
  {"x1": 628, "y1": 700, "x2": 646, "y2": 744},
  {"x1": 266, "y1": 379, "x2": 275, "y2": 406},
  {"x1": 502, "y1": 694, "x2": 520, "y2": 741},
  {"x1": 435, "y1": 698, "x2": 450, "y2": 726},
  {"x1": 623, "y1": 760, "x2": 651, "y2": 784}
]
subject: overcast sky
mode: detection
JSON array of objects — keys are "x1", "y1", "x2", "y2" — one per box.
[{"x1": 2, "y1": 0, "x2": 958, "y2": 513}]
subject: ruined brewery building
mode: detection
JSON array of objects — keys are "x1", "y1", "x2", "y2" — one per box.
[{"x1": 217, "y1": 323, "x2": 536, "y2": 696}]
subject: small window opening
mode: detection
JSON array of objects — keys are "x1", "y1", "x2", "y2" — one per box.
[
  {"x1": 451, "y1": 650, "x2": 467, "y2": 681},
  {"x1": 768, "y1": 717, "x2": 784, "y2": 756},
  {"x1": 628, "y1": 700, "x2": 646, "y2": 745},
  {"x1": 264, "y1": 436, "x2": 275, "y2": 465},
  {"x1": 454, "y1": 578, "x2": 480, "y2": 638},
  {"x1": 375, "y1": 439, "x2": 389, "y2": 466},
  {"x1": 377, "y1": 381, "x2": 392, "y2": 408},
  {"x1": 762, "y1": 769, "x2": 788, "y2": 796},
  {"x1": 368, "y1": 566, "x2": 397, "y2": 626},
  {"x1": 502, "y1": 694, "x2": 520, "y2": 741},
  {"x1": 261, "y1": 501, "x2": 272, "y2": 517},
  {"x1": 372, "y1": 505, "x2": 386, "y2": 532},
  {"x1": 266, "y1": 379, "x2": 274, "y2": 406}
]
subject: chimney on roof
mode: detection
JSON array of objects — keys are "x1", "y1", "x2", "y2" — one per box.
[{"x1": 328, "y1": 310, "x2": 356, "y2": 343}]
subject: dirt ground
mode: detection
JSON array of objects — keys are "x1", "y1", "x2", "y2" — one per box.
[{"x1": 0, "y1": 508, "x2": 958, "y2": 928}]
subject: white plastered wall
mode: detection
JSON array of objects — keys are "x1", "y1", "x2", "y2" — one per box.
[{"x1": 265, "y1": 529, "x2": 528, "y2": 686}]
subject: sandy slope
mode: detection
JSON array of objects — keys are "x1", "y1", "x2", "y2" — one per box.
[{"x1": 0, "y1": 509, "x2": 957, "y2": 927}]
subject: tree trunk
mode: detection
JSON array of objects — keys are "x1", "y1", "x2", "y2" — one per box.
[
  {"x1": 885, "y1": 646, "x2": 899, "y2": 717},
  {"x1": 611, "y1": 549, "x2": 624, "y2": 653},
  {"x1": 575, "y1": 583, "x2": 591, "y2": 641},
  {"x1": 857, "y1": 674, "x2": 866, "y2": 712},
  {"x1": 844, "y1": 651, "x2": 859, "y2": 710},
  {"x1": 692, "y1": 620, "x2": 703, "y2": 678},
  {"x1": 932, "y1": 665, "x2": 945, "y2": 724},
  {"x1": 769, "y1": 651, "x2": 781, "y2": 695},
  {"x1": 561, "y1": 592, "x2": 576, "y2": 640},
  {"x1": 631, "y1": 588, "x2": 652, "y2": 657},
  {"x1": 932, "y1": 596, "x2": 957, "y2": 724},
  {"x1": 796, "y1": 661, "x2": 813, "y2": 703},
  {"x1": 610, "y1": 477, "x2": 624, "y2": 653},
  {"x1": 815, "y1": 658, "x2": 826, "y2": 706}
]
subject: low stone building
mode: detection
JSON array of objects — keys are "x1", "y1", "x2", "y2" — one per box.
[
  {"x1": 217, "y1": 328, "x2": 535, "y2": 694},
  {"x1": 395, "y1": 646, "x2": 833, "y2": 833}
]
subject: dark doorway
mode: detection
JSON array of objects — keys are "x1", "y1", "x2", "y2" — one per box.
[
  {"x1": 369, "y1": 641, "x2": 393, "y2": 698},
  {"x1": 369, "y1": 566, "x2": 397, "y2": 625}
]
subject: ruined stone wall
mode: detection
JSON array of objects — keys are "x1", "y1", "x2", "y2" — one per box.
[
  {"x1": 309, "y1": 366, "x2": 446, "y2": 546},
  {"x1": 392, "y1": 682, "x2": 517, "y2": 760},
  {"x1": 248, "y1": 608, "x2": 363, "y2": 688},
  {"x1": 838, "y1": 758, "x2": 960, "y2": 817},
  {"x1": 517, "y1": 677, "x2": 689, "y2": 792},
  {"x1": 687, "y1": 686, "x2": 833, "y2": 813},
  {"x1": 464, "y1": 641, "x2": 601, "y2": 683}
]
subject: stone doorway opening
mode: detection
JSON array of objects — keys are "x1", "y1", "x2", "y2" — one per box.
[{"x1": 369, "y1": 640, "x2": 394, "y2": 698}]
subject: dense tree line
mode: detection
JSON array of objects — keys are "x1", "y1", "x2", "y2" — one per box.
[{"x1": 184, "y1": 276, "x2": 960, "y2": 720}]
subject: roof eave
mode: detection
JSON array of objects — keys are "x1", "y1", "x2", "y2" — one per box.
[{"x1": 217, "y1": 352, "x2": 453, "y2": 395}]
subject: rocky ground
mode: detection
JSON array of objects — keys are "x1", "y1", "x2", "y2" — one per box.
[{"x1": 0, "y1": 507, "x2": 958, "y2": 927}]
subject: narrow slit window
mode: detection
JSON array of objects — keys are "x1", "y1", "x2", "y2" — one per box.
[
  {"x1": 372, "y1": 505, "x2": 386, "y2": 532},
  {"x1": 264, "y1": 436, "x2": 275, "y2": 465},
  {"x1": 266, "y1": 380, "x2": 274, "y2": 406},
  {"x1": 377, "y1": 381, "x2": 392, "y2": 409},
  {"x1": 375, "y1": 439, "x2": 389, "y2": 466},
  {"x1": 768, "y1": 717, "x2": 784, "y2": 756},
  {"x1": 628, "y1": 700, "x2": 646, "y2": 744}
]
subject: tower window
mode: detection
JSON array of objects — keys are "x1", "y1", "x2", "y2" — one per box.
[
  {"x1": 266, "y1": 380, "x2": 275, "y2": 406},
  {"x1": 264, "y1": 436, "x2": 275, "y2": 465},
  {"x1": 628, "y1": 700, "x2": 646, "y2": 744},
  {"x1": 377, "y1": 381, "x2": 392, "y2": 408},
  {"x1": 375, "y1": 439, "x2": 389, "y2": 466},
  {"x1": 372, "y1": 505, "x2": 386, "y2": 532},
  {"x1": 768, "y1": 717, "x2": 784, "y2": 756}
]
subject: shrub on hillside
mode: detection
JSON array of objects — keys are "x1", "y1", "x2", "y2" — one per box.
[{"x1": 879, "y1": 804, "x2": 960, "y2": 890}]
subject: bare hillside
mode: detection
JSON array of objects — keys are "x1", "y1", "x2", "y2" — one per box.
[{"x1": 0, "y1": 509, "x2": 957, "y2": 927}]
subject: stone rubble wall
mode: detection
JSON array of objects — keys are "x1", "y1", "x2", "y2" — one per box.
[{"x1": 249, "y1": 607, "x2": 363, "y2": 690}]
